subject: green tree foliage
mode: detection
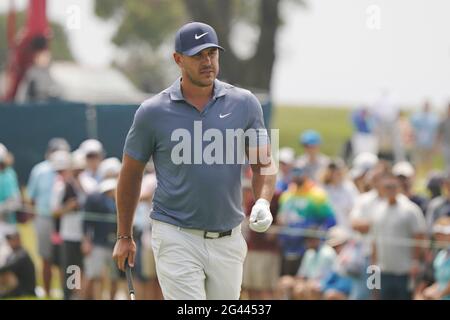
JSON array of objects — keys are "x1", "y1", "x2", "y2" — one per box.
[{"x1": 95, "y1": 0, "x2": 305, "y2": 93}]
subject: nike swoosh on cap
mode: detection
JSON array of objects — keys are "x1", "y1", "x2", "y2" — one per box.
[{"x1": 195, "y1": 32, "x2": 208, "y2": 40}]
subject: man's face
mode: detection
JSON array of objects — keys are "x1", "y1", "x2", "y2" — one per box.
[
  {"x1": 304, "y1": 144, "x2": 319, "y2": 156},
  {"x1": 175, "y1": 47, "x2": 219, "y2": 87},
  {"x1": 382, "y1": 177, "x2": 399, "y2": 201},
  {"x1": 86, "y1": 153, "x2": 102, "y2": 171}
]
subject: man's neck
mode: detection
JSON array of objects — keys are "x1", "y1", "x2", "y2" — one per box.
[{"x1": 180, "y1": 77, "x2": 214, "y2": 111}]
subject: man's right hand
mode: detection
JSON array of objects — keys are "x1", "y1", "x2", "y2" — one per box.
[{"x1": 112, "y1": 238, "x2": 137, "y2": 272}]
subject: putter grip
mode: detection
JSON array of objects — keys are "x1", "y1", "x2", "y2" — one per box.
[{"x1": 125, "y1": 258, "x2": 135, "y2": 295}]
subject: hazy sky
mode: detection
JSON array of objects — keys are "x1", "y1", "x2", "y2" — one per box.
[{"x1": 1, "y1": 0, "x2": 449, "y2": 108}]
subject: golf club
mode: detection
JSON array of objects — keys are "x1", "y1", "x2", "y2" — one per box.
[{"x1": 125, "y1": 258, "x2": 136, "y2": 300}]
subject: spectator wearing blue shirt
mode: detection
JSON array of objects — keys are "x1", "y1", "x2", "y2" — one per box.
[
  {"x1": 26, "y1": 138, "x2": 70, "y2": 298},
  {"x1": 410, "y1": 101, "x2": 440, "y2": 174},
  {"x1": 350, "y1": 107, "x2": 378, "y2": 157}
]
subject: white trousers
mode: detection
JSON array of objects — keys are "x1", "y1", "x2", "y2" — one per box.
[{"x1": 151, "y1": 219, "x2": 247, "y2": 300}]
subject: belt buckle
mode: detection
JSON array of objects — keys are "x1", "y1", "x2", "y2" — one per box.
[{"x1": 204, "y1": 231, "x2": 220, "y2": 239}]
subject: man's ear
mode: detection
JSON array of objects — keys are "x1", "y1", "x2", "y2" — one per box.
[{"x1": 173, "y1": 52, "x2": 183, "y2": 67}]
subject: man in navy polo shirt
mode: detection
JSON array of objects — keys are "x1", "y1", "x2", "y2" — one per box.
[{"x1": 113, "y1": 22, "x2": 276, "y2": 300}]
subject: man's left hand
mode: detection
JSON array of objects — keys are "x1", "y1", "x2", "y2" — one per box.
[{"x1": 249, "y1": 198, "x2": 273, "y2": 233}]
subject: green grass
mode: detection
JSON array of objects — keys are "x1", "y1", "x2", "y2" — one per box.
[{"x1": 272, "y1": 105, "x2": 352, "y2": 157}]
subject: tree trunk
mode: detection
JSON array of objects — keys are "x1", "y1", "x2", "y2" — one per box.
[{"x1": 183, "y1": 0, "x2": 280, "y2": 92}]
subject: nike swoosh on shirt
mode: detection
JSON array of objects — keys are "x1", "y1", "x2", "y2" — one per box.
[
  {"x1": 219, "y1": 113, "x2": 232, "y2": 119},
  {"x1": 195, "y1": 32, "x2": 208, "y2": 40}
]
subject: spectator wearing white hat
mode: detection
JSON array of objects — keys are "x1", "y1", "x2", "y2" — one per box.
[
  {"x1": 97, "y1": 157, "x2": 122, "y2": 182},
  {"x1": 79, "y1": 139, "x2": 105, "y2": 183},
  {"x1": 349, "y1": 162, "x2": 391, "y2": 300},
  {"x1": 276, "y1": 147, "x2": 295, "y2": 193},
  {"x1": 48, "y1": 150, "x2": 74, "y2": 294},
  {"x1": 50, "y1": 150, "x2": 88, "y2": 299},
  {"x1": 321, "y1": 159, "x2": 359, "y2": 231},
  {"x1": 26, "y1": 138, "x2": 70, "y2": 298},
  {"x1": 393, "y1": 161, "x2": 428, "y2": 215},
  {"x1": 349, "y1": 152, "x2": 379, "y2": 193},
  {"x1": 82, "y1": 178, "x2": 122, "y2": 299}
]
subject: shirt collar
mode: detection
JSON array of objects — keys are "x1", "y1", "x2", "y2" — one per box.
[{"x1": 168, "y1": 78, "x2": 228, "y2": 102}]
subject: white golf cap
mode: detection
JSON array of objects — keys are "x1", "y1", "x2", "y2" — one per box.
[
  {"x1": 350, "y1": 152, "x2": 378, "y2": 179},
  {"x1": 3, "y1": 224, "x2": 19, "y2": 238},
  {"x1": 79, "y1": 139, "x2": 104, "y2": 155},
  {"x1": 392, "y1": 161, "x2": 415, "y2": 178},
  {"x1": 50, "y1": 150, "x2": 72, "y2": 171},
  {"x1": 72, "y1": 149, "x2": 87, "y2": 170},
  {"x1": 278, "y1": 147, "x2": 295, "y2": 165},
  {"x1": 98, "y1": 157, "x2": 121, "y2": 180},
  {"x1": 0, "y1": 143, "x2": 8, "y2": 163},
  {"x1": 326, "y1": 226, "x2": 351, "y2": 247},
  {"x1": 99, "y1": 178, "x2": 117, "y2": 193}
]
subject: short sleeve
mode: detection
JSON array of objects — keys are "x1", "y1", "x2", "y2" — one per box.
[
  {"x1": 27, "y1": 166, "x2": 38, "y2": 200},
  {"x1": 123, "y1": 104, "x2": 155, "y2": 163},
  {"x1": 246, "y1": 93, "x2": 269, "y2": 148},
  {"x1": 409, "y1": 204, "x2": 427, "y2": 234},
  {"x1": 7, "y1": 169, "x2": 20, "y2": 198}
]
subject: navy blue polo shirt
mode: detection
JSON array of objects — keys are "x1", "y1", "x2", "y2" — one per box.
[{"x1": 124, "y1": 78, "x2": 268, "y2": 232}]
